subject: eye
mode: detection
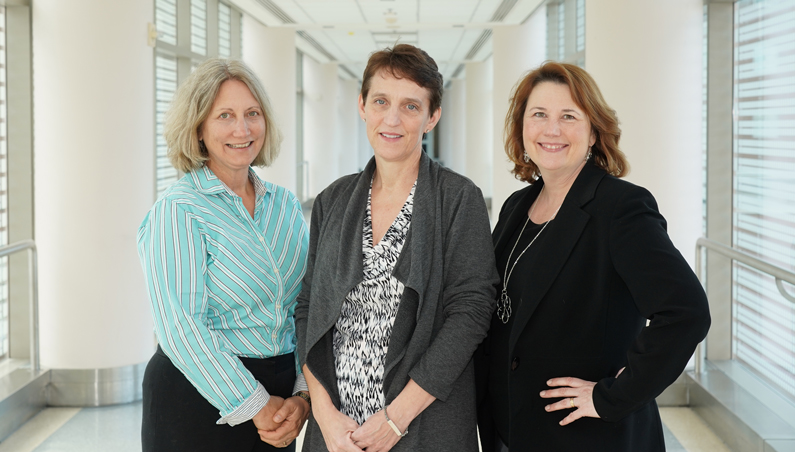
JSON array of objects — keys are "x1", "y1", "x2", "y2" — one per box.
[
  {"x1": 562, "y1": 114, "x2": 576, "y2": 120},
  {"x1": 220, "y1": 112, "x2": 230, "y2": 119},
  {"x1": 407, "y1": 104, "x2": 418, "y2": 111},
  {"x1": 532, "y1": 111, "x2": 546, "y2": 118},
  {"x1": 247, "y1": 111, "x2": 260, "y2": 117},
  {"x1": 375, "y1": 99, "x2": 386, "y2": 105}
]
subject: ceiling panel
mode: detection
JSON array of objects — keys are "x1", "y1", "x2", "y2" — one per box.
[{"x1": 235, "y1": 0, "x2": 543, "y2": 80}]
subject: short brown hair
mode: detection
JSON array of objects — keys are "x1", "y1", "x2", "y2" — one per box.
[
  {"x1": 164, "y1": 58, "x2": 282, "y2": 173},
  {"x1": 504, "y1": 62, "x2": 628, "y2": 182},
  {"x1": 361, "y1": 44, "x2": 444, "y2": 114}
]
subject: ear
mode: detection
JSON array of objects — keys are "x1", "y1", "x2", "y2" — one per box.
[
  {"x1": 425, "y1": 107, "x2": 442, "y2": 133},
  {"x1": 358, "y1": 94, "x2": 366, "y2": 121},
  {"x1": 589, "y1": 129, "x2": 596, "y2": 147}
]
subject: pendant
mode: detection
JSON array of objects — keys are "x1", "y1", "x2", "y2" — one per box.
[{"x1": 497, "y1": 289, "x2": 512, "y2": 324}]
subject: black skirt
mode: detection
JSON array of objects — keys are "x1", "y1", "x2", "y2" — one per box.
[{"x1": 142, "y1": 346, "x2": 296, "y2": 452}]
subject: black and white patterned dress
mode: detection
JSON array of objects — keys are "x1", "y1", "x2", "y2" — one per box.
[{"x1": 333, "y1": 180, "x2": 416, "y2": 425}]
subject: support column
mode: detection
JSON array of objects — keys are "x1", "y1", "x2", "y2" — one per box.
[
  {"x1": 337, "y1": 78, "x2": 362, "y2": 177},
  {"x1": 491, "y1": 7, "x2": 547, "y2": 224},
  {"x1": 586, "y1": 0, "x2": 704, "y2": 264},
  {"x1": 242, "y1": 20, "x2": 297, "y2": 193},
  {"x1": 442, "y1": 78, "x2": 467, "y2": 176},
  {"x1": 704, "y1": 0, "x2": 735, "y2": 361},
  {"x1": 32, "y1": 0, "x2": 154, "y2": 404},
  {"x1": 303, "y1": 58, "x2": 339, "y2": 198},
  {"x1": 465, "y1": 61, "x2": 492, "y2": 197}
]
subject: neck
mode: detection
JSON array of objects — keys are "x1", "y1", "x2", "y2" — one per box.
[
  {"x1": 206, "y1": 162, "x2": 252, "y2": 197},
  {"x1": 372, "y1": 151, "x2": 421, "y2": 192},
  {"x1": 538, "y1": 159, "x2": 587, "y2": 205}
]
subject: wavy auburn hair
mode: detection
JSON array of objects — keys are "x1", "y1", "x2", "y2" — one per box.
[{"x1": 504, "y1": 62, "x2": 628, "y2": 182}]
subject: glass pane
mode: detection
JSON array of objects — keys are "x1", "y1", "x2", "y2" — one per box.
[
  {"x1": 156, "y1": 54, "x2": 179, "y2": 198},
  {"x1": 191, "y1": 0, "x2": 207, "y2": 56},
  {"x1": 219, "y1": 2, "x2": 232, "y2": 58},
  {"x1": 732, "y1": 0, "x2": 795, "y2": 400},
  {"x1": 155, "y1": 0, "x2": 177, "y2": 46}
]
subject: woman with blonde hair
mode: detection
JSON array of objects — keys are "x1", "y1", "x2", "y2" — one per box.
[{"x1": 138, "y1": 58, "x2": 310, "y2": 451}]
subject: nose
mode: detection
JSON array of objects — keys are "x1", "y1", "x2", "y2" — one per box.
[
  {"x1": 232, "y1": 117, "x2": 250, "y2": 137},
  {"x1": 383, "y1": 105, "x2": 400, "y2": 126},
  {"x1": 543, "y1": 117, "x2": 561, "y2": 136}
]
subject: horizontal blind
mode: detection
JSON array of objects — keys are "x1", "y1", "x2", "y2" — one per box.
[
  {"x1": 155, "y1": 54, "x2": 179, "y2": 198},
  {"x1": 732, "y1": 0, "x2": 795, "y2": 400},
  {"x1": 155, "y1": 0, "x2": 177, "y2": 46},
  {"x1": 219, "y1": 2, "x2": 232, "y2": 58},
  {"x1": 191, "y1": 0, "x2": 207, "y2": 56}
]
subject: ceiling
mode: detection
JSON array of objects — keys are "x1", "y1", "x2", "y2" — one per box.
[{"x1": 229, "y1": 0, "x2": 545, "y2": 82}]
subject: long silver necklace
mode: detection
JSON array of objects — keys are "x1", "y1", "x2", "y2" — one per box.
[{"x1": 497, "y1": 189, "x2": 561, "y2": 324}]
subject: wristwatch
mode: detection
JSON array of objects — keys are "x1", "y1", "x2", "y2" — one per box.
[{"x1": 293, "y1": 390, "x2": 311, "y2": 406}]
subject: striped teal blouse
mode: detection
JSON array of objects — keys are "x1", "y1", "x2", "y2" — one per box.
[{"x1": 137, "y1": 166, "x2": 308, "y2": 425}]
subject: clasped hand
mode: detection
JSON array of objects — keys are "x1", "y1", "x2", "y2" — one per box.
[
  {"x1": 315, "y1": 408, "x2": 403, "y2": 452},
  {"x1": 254, "y1": 395, "x2": 311, "y2": 448}
]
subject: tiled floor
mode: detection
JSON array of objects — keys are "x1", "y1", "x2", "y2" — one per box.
[{"x1": 0, "y1": 402, "x2": 730, "y2": 452}]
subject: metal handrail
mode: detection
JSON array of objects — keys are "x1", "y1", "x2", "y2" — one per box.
[
  {"x1": 694, "y1": 237, "x2": 795, "y2": 374},
  {"x1": 0, "y1": 240, "x2": 39, "y2": 372}
]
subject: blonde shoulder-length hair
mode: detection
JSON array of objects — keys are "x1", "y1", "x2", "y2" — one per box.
[{"x1": 164, "y1": 58, "x2": 283, "y2": 173}]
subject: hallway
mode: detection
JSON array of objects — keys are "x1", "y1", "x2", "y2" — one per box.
[{"x1": 0, "y1": 402, "x2": 729, "y2": 452}]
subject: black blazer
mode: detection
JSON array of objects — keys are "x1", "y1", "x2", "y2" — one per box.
[{"x1": 476, "y1": 163, "x2": 710, "y2": 451}]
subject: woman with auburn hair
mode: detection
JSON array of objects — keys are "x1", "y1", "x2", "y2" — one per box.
[
  {"x1": 138, "y1": 58, "x2": 310, "y2": 451},
  {"x1": 296, "y1": 44, "x2": 498, "y2": 452},
  {"x1": 475, "y1": 61, "x2": 710, "y2": 451}
]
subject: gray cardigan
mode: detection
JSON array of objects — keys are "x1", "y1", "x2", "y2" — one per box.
[{"x1": 295, "y1": 152, "x2": 499, "y2": 451}]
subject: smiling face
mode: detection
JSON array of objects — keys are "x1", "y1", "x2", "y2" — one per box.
[
  {"x1": 359, "y1": 70, "x2": 441, "y2": 165},
  {"x1": 199, "y1": 79, "x2": 266, "y2": 179},
  {"x1": 523, "y1": 81, "x2": 596, "y2": 180}
]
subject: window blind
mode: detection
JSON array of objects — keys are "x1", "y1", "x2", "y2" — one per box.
[
  {"x1": 732, "y1": 0, "x2": 795, "y2": 400},
  {"x1": 219, "y1": 2, "x2": 232, "y2": 58},
  {"x1": 191, "y1": 0, "x2": 207, "y2": 56},
  {"x1": 155, "y1": 0, "x2": 177, "y2": 46},
  {"x1": 155, "y1": 54, "x2": 179, "y2": 198}
]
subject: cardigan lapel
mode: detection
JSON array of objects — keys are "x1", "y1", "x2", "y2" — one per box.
[{"x1": 506, "y1": 163, "x2": 607, "y2": 354}]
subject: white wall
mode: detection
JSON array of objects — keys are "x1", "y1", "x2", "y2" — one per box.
[
  {"x1": 32, "y1": 0, "x2": 154, "y2": 368},
  {"x1": 242, "y1": 19, "x2": 298, "y2": 193},
  {"x1": 491, "y1": 7, "x2": 547, "y2": 224},
  {"x1": 586, "y1": 0, "x2": 704, "y2": 263}
]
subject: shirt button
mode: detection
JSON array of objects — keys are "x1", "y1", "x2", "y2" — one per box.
[
  {"x1": 511, "y1": 357, "x2": 520, "y2": 371},
  {"x1": 274, "y1": 268, "x2": 280, "y2": 274},
  {"x1": 259, "y1": 237, "x2": 265, "y2": 242}
]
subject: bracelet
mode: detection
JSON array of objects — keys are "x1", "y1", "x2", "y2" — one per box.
[
  {"x1": 293, "y1": 390, "x2": 311, "y2": 406},
  {"x1": 383, "y1": 405, "x2": 408, "y2": 438}
]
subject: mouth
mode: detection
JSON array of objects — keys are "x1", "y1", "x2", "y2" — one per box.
[
  {"x1": 380, "y1": 132, "x2": 402, "y2": 139},
  {"x1": 227, "y1": 141, "x2": 253, "y2": 149},
  {"x1": 538, "y1": 143, "x2": 568, "y2": 151}
]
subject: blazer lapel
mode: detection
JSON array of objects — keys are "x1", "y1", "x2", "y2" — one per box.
[
  {"x1": 493, "y1": 183, "x2": 542, "y2": 262},
  {"x1": 506, "y1": 163, "x2": 607, "y2": 354}
]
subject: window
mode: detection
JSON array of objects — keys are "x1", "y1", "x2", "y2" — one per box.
[
  {"x1": 546, "y1": 0, "x2": 585, "y2": 66},
  {"x1": 732, "y1": 0, "x2": 795, "y2": 399}
]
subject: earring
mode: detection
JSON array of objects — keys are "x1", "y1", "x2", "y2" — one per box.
[
  {"x1": 523, "y1": 151, "x2": 531, "y2": 163},
  {"x1": 585, "y1": 147, "x2": 592, "y2": 161}
]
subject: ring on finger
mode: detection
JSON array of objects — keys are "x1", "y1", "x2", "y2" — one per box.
[{"x1": 570, "y1": 397, "x2": 576, "y2": 408}]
